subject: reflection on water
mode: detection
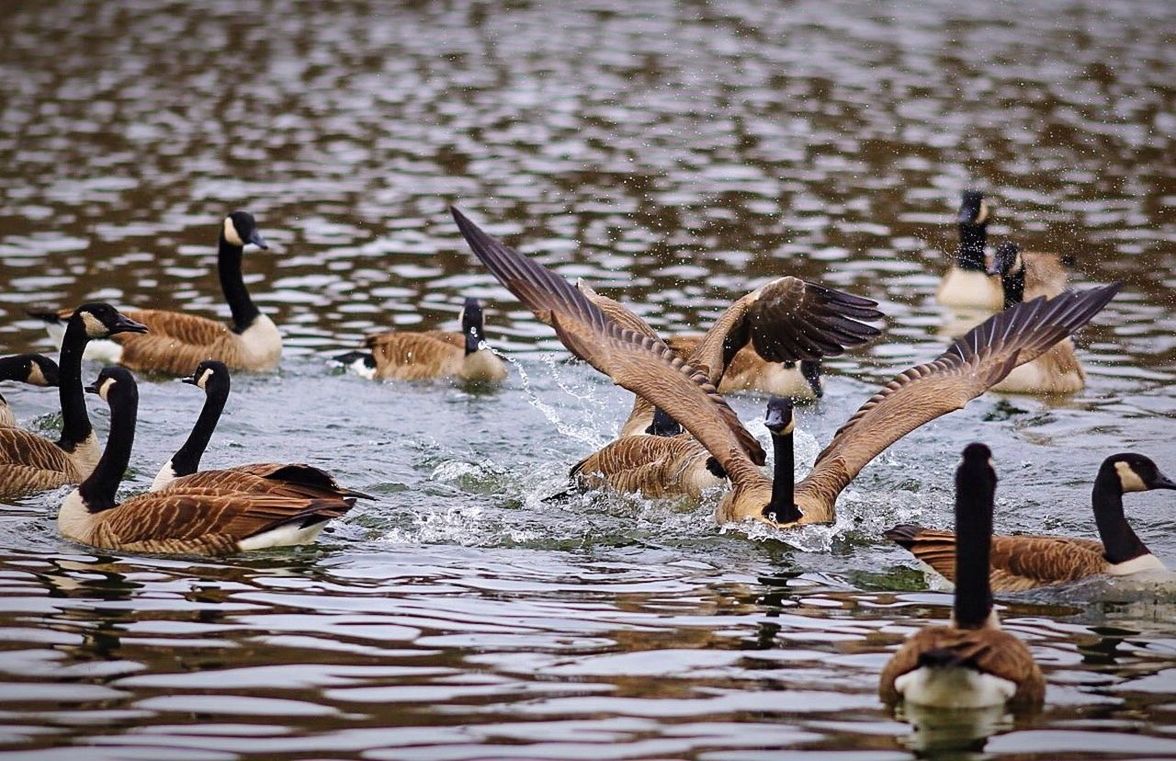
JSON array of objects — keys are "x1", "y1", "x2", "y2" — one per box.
[{"x1": 1, "y1": 0, "x2": 1174, "y2": 758}]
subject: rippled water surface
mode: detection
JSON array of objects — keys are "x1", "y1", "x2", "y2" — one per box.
[{"x1": 1, "y1": 1, "x2": 1175, "y2": 758}]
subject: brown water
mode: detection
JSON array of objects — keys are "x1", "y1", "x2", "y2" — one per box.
[{"x1": 1, "y1": 1, "x2": 1175, "y2": 758}]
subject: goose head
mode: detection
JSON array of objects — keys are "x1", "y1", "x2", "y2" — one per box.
[
  {"x1": 986, "y1": 242, "x2": 1023, "y2": 278},
  {"x1": 222, "y1": 211, "x2": 268, "y2": 250},
  {"x1": 460, "y1": 297, "x2": 486, "y2": 354},
  {"x1": 1103, "y1": 454, "x2": 1176, "y2": 494},
  {"x1": 18, "y1": 354, "x2": 60, "y2": 387},
  {"x1": 72, "y1": 303, "x2": 149, "y2": 339},
  {"x1": 958, "y1": 190, "x2": 989, "y2": 226},
  {"x1": 85, "y1": 366, "x2": 138, "y2": 404},
  {"x1": 183, "y1": 360, "x2": 231, "y2": 394},
  {"x1": 764, "y1": 396, "x2": 795, "y2": 436}
]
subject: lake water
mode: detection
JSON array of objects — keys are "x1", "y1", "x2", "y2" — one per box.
[{"x1": 1, "y1": 1, "x2": 1174, "y2": 758}]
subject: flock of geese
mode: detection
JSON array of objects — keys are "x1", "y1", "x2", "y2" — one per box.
[{"x1": 1, "y1": 192, "x2": 1172, "y2": 713}]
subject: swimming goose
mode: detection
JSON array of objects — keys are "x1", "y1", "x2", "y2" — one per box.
[
  {"x1": 936, "y1": 191, "x2": 1002, "y2": 310},
  {"x1": 30, "y1": 211, "x2": 281, "y2": 375},
  {"x1": 150, "y1": 360, "x2": 370, "y2": 502},
  {"x1": 986, "y1": 242, "x2": 1085, "y2": 394},
  {"x1": 334, "y1": 297, "x2": 506, "y2": 383},
  {"x1": 0, "y1": 354, "x2": 60, "y2": 428},
  {"x1": 57, "y1": 367, "x2": 354, "y2": 555},
  {"x1": 885, "y1": 453, "x2": 1174, "y2": 592},
  {"x1": 451, "y1": 205, "x2": 1120, "y2": 527},
  {"x1": 879, "y1": 443, "x2": 1045, "y2": 709},
  {"x1": 0, "y1": 305, "x2": 147, "y2": 502}
]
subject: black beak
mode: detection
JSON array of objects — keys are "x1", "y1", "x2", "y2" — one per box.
[
  {"x1": 249, "y1": 230, "x2": 269, "y2": 250},
  {"x1": 84, "y1": 383, "x2": 98, "y2": 394},
  {"x1": 1152, "y1": 473, "x2": 1176, "y2": 490},
  {"x1": 111, "y1": 314, "x2": 149, "y2": 335},
  {"x1": 181, "y1": 376, "x2": 199, "y2": 386}
]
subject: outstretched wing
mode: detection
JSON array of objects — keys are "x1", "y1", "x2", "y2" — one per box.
[
  {"x1": 798, "y1": 285, "x2": 1120, "y2": 505},
  {"x1": 452, "y1": 206, "x2": 765, "y2": 476}
]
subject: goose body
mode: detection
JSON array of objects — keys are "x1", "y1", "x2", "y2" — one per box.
[
  {"x1": 452, "y1": 204, "x2": 1120, "y2": 527},
  {"x1": 936, "y1": 191, "x2": 1003, "y2": 310},
  {"x1": 986, "y1": 242, "x2": 1083, "y2": 394},
  {"x1": 57, "y1": 367, "x2": 353, "y2": 555},
  {"x1": 0, "y1": 354, "x2": 59, "y2": 428},
  {"x1": 0, "y1": 306, "x2": 146, "y2": 502},
  {"x1": 571, "y1": 433, "x2": 725, "y2": 500},
  {"x1": 151, "y1": 361, "x2": 369, "y2": 504},
  {"x1": 885, "y1": 453, "x2": 1175, "y2": 592},
  {"x1": 667, "y1": 334, "x2": 823, "y2": 400},
  {"x1": 31, "y1": 212, "x2": 281, "y2": 375},
  {"x1": 336, "y1": 298, "x2": 506, "y2": 383},
  {"x1": 879, "y1": 444, "x2": 1045, "y2": 709}
]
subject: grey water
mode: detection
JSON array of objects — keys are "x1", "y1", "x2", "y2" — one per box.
[{"x1": 1, "y1": 0, "x2": 1175, "y2": 758}]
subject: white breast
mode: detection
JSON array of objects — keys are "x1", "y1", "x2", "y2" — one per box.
[{"x1": 894, "y1": 665, "x2": 1017, "y2": 709}]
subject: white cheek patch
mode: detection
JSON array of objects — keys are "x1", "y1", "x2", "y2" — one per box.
[
  {"x1": 27, "y1": 364, "x2": 47, "y2": 386},
  {"x1": 975, "y1": 201, "x2": 989, "y2": 224},
  {"x1": 1115, "y1": 461, "x2": 1148, "y2": 493},
  {"x1": 97, "y1": 377, "x2": 117, "y2": 400},
  {"x1": 780, "y1": 418, "x2": 796, "y2": 435},
  {"x1": 223, "y1": 217, "x2": 244, "y2": 247},
  {"x1": 196, "y1": 369, "x2": 214, "y2": 390},
  {"x1": 81, "y1": 312, "x2": 106, "y2": 338}
]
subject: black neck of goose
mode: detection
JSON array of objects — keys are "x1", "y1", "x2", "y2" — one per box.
[
  {"x1": 1092, "y1": 466, "x2": 1150, "y2": 564},
  {"x1": 170, "y1": 384, "x2": 229, "y2": 477},
  {"x1": 78, "y1": 388, "x2": 137, "y2": 512},
  {"x1": 56, "y1": 319, "x2": 93, "y2": 451},
  {"x1": 0, "y1": 356, "x2": 28, "y2": 383},
  {"x1": 765, "y1": 429, "x2": 802, "y2": 524},
  {"x1": 957, "y1": 223, "x2": 987, "y2": 271},
  {"x1": 1001, "y1": 267, "x2": 1025, "y2": 308},
  {"x1": 218, "y1": 235, "x2": 259, "y2": 334},
  {"x1": 954, "y1": 480, "x2": 993, "y2": 629}
]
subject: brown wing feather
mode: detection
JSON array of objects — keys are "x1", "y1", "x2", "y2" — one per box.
[
  {"x1": 453, "y1": 207, "x2": 765, "y2": 476},
  {"x1": 166, "y1": 463, "x2": 367, "y2": 500},
  {"x1": 796, "y1": 285, "x2": 1120, "y2": 508},
  {"x1": 886, "y1": 524, "x2": 1107, "y2": 591},
  {"x1": 364, "y1": 331, "x2": 463, "y2": 380},
  {"x1": 880, "y1": 625, "x2": 1044, "y2": 707},
  {"x1": 0, "y1": 430, "x2": 79, "y2": 499},
  {"x1": 114, "y1": 310, "x2": 242, "y2": 375},
  {"x1": 96, "y1": 488, "x2": 350, "y2": 547},
  {"x1": 576, "y1": 282, "x2": 662, "y2": 341}
]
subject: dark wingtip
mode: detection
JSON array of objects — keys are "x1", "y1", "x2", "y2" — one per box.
[{"x1": 883, "y1": 523, "x2": 924, "y2": 547}]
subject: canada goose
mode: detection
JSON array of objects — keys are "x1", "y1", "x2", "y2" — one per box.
[
  {"x1": 150, "y1": 360, "x2": 370, "y2": 502},
  {"x1": 666, "y1": 334, "x2": 824, "y2": 400},
  {"x1": 879, "y1": 443, "x2": 1045, "y2": 709},
  {"x1": 0, "y1": 305, "x2": 147, "y2": 502},
  {"x1": 986, "y1": 242, "x2": 1085, "y2": 394},
  {"x1": 936, "y1": 191, "x2": 1003, "y2": 310},
  {"x1": 451, "y1": 205, "x2": 1120, "y2": 527},
  {"x1": 57, "y1": 367, "x2": 354, "y2": 555},
  {"x1": 582, "y1": 275, "x2": 881, "y2": 439},
  {"x1": 885, "y1": 453, "x2": 1174, "y2": 592},
  {"x1": 334, "y1": 297, "x2": 506, "y2": 383},
  {"x1": 30, "y1": 211, "x2": 280, "y2": 375},
  {"x1": 0, "y1": 354, "x2": 60, "y2": 427}
]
